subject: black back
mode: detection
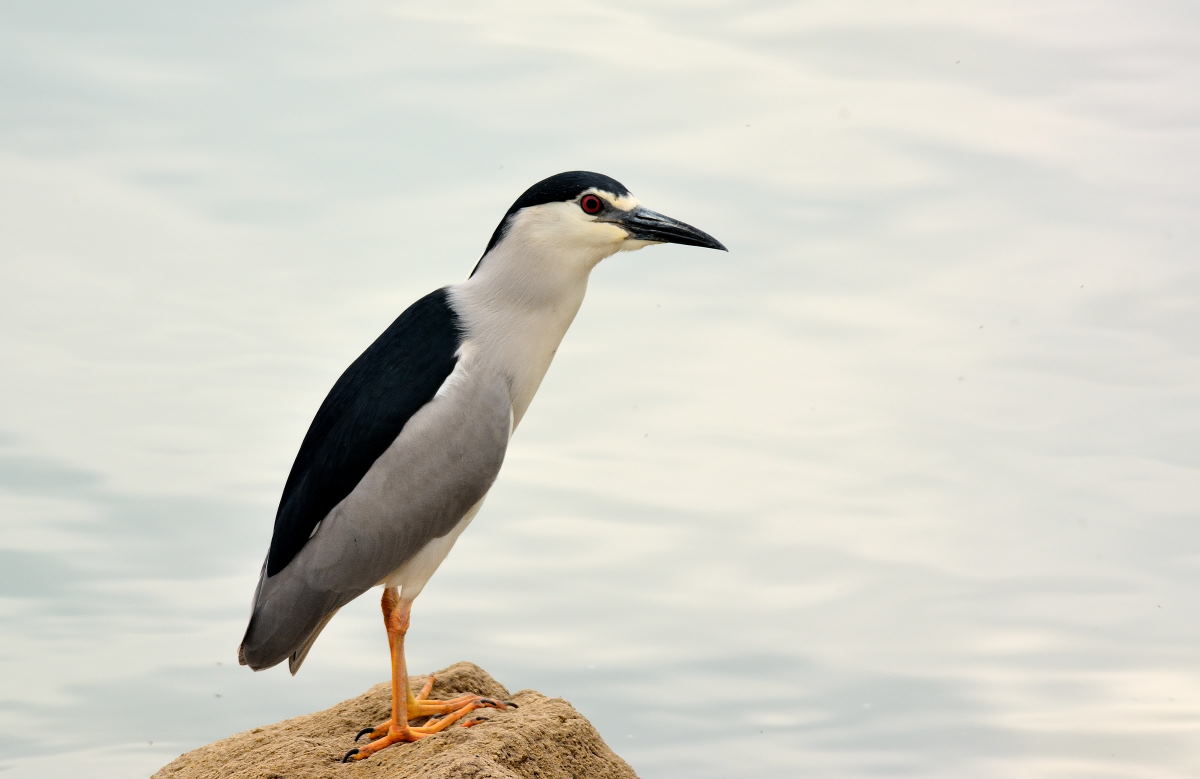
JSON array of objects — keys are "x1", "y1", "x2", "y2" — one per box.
[
  {"x1": 472, "y1": 171, "x2": 631, "y2": 275},
  {"x1": 266, "y1": 288, "x2": 462, "y2": 576}
]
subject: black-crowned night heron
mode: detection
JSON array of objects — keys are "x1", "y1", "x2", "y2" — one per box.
[{"x1": 238, "y1": 171, "x2": 725, "y2": 761}]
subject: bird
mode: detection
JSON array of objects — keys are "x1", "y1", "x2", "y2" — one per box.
[{"x1": 237, "y1": 170, "x2": 726, "y2": 762}]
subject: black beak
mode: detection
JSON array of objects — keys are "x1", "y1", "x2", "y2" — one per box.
[{"x1": 613, "y1": 206, "x2": 727, "y2": 251}]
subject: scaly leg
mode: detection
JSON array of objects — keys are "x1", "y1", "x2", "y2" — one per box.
[{"x1": 343, "y1": 589, "x2": 515, "y2": 762}]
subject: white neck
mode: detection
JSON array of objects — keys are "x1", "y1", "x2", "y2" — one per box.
[{"x1": 448, "y1": 219, "x2": 615, "y2": 426}]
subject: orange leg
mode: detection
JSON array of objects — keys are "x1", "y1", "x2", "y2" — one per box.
[{"x1": 343, "y1": 589, "x2": 515, "y2": 762}]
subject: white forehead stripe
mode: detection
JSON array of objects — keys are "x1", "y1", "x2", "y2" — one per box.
[{"x1": 585, "y1": 189, "x2": 640, "y2": 211}]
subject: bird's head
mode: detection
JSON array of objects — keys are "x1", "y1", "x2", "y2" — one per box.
[{"x1": 473, "y1": 171, "x2": 726, "y2": 278}]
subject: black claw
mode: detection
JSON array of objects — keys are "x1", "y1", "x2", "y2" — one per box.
[
  {"x1": 354, "y1": 727, "x2": 374, "y2": 742},
  {"x1": 479, "y1": 698, "x2": 496, "y2": 706},
  {"x1": 504, "y1": 701, "x2": 519, "y2": 709},
  {"x1": 342, "y1": 748, "x2": 360, "y2": 763}
]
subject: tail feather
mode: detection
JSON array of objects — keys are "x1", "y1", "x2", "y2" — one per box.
[
  {"x1": 238, "y1": 561, "x2": 347, "y2": 672},
  {"x1": 287, "y1": 609, "x2": 340, "y2": 674}
]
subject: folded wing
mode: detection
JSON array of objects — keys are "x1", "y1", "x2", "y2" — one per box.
[{"x1": 239, "y1": 288, "x2": 511, "y2": 671}]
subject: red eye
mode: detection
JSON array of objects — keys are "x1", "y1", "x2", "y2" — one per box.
[{"x1": 579, "y1": 194, "x2": 603, "y2": 214}]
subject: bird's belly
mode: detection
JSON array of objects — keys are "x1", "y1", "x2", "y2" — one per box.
[{"x1": 380, "y1": 498, "x2": 485, "y2": 599}]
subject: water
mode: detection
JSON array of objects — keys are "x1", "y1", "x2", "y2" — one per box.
[{"x1": 2, "y1": 2, "x2": 1199, "y2": 777}]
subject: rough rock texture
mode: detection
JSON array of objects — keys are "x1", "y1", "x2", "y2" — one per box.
[{"x1": 154, "y1": 662, "x2": 638, "y2": 779}]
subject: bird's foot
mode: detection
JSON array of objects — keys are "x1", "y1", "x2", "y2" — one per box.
[
  {"x1": 343, "y1": 723, "x2": 428, "y2": 762},
  {"x1": 349, "y1": 675, "x2": 517, "y2": 758}
]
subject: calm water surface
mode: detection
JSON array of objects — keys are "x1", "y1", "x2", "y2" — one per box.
[{"x1": 2, "y1": 2, "x2": 1199, "y2": 777}]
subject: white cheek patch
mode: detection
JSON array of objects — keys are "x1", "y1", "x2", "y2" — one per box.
[{"x1": 511, "y1": 201, "x2": 627, "y2": 253}]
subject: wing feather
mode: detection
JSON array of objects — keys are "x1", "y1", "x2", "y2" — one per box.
[
  {"x1": 240, "y1": 333, "x2": 512, "y2": 672},
  {"x1": 266, "y1": 287, "x2": 461, "y2": 577}
]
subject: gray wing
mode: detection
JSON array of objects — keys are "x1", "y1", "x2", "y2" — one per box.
[
  {"x1": 238, "y1": 366, "x2": 512, "y2": 672},
  {"x1": 265, "y1": 287, "x2": 464, "y2": 578}
]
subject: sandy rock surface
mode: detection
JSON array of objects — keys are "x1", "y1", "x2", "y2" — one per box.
[{"x1": 153, "y1": 661, "x2": 638, "y2": 779}]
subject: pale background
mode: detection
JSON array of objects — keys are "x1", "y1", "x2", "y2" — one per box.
[{"x1": 2, "y1": 2, "x2": 1198, "y2": 777}]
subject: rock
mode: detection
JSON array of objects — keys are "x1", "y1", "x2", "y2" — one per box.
[{"x1": 153, "y1": 661, "x2": 638, "y2": 779}]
